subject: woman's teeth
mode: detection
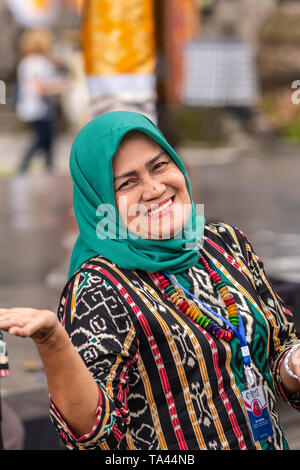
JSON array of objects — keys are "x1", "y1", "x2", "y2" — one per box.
[{"x1": 148, "y1": 198, "x2": 173, "y2": 216}]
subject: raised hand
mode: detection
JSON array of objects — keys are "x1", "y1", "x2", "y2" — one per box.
[
  {"x1": 0, "y1": 307, "x2": 99, "y2": 437},
  {"x1": 0, "y1": 308, "x2": 59, "y2": 345}
]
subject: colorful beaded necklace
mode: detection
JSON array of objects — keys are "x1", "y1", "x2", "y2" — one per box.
[{"x1": 153, "y1": 253, "x2": 240, "y2": 342}]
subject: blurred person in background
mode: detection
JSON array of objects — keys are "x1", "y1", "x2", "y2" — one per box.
[{"x1": 16, "y1": 28, "x2": 66, "y2": 174}]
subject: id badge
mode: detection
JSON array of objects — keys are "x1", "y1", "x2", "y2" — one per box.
[{"x1": 242, "y1": 385, "x2": 273, "y2": 441}]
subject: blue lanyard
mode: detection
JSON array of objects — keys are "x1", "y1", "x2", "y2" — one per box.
[{"x1": 162, "y1": 269, "x2": 254, "y2": 386}]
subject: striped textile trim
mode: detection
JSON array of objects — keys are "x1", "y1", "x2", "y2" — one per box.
[
  {"x1": 85, "y1": 258, "x2": 255, "y2": 449},
  {"x1": 91, "y1": 260, "x2": 253, "y2": 450},
  {"x1": 219, "y1": 225, "x2": 258, "y2": 293},
  {"x1": 147, "y1": 274, "x2": 227, "y2": 448},
  {"x1": 202, "y1": 329, "x2": 247, "y2": 450},
  {"x1": 226, "y1": 226, "x2": 293, "y2": 347},
  {"x1": 201, "y1": 247, "x2": 264, "y2": 317},
  {"x1": 137, "y1": 354, "x2": 167, "y2": 449},
  {"x1": 61, "y1": 281, "x2": 72, "y2": 327},
  {"x1": 99, "y1": 440, "x2": 110, "y2": 450},
  {"x1": 125, "y1": 429, "x2": 136, "y2": 450},
  {"x1": 151, "y1": 273, "x2": 246, "y2": 450},
  {"x1": 133, "y1": 282, "x2": 206, "y2": 449},
  {"x1": 105, "y1": 324, "x2": 135, "y2": 402},
  {"x1": 201, "y1": 244, "x2": 271, "y2": 361},
  {"x1": 112, "y1": 421, "x2": 123, "y2": 443},
  {"x1": 83, "y1": 261, "x2": 188, "y2": 450},
  {"x1": 49, "y1": 386, "x2": 104, "y2": 448},
  {"x1": 71, "y1": 273, "x2": 81, "y2": 324},
  {"x1": 204, "y1": 236, "x2": 247, "y2": 276},
  {"x1": 161, "y1": 275, "x2": 261, "y2": 450}
]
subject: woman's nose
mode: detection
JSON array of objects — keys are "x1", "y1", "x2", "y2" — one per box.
[{"x1": 141, "y1": 176, "x2": 166, "y2": 201}]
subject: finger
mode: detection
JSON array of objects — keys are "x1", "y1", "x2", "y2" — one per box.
[
  {"x1": 7, "y1": 315, "x2": 48, "y2": 338},
  {"x1": 4, "y1": 319, "x2": 37, "y2": 337},
  {"x1": 0, "y1": 317, "x2": 26, "y2": 331},
  {"x1": 0, "y1": 311, "x2": 24, "y2": 322},
  {"x1": 0, "y1": 309, "x2": 36, "y2": 324},
  {"x1": 0, "y1": 311, "x2": 32, "y2": 330}
]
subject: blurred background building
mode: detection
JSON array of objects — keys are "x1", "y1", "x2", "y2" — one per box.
[
  {"x1": 2, "y1": 0, "x2": 300, "y2": 141},
  {"x1": 0, "y1": 0, "x2": 299, "y2": 450}
]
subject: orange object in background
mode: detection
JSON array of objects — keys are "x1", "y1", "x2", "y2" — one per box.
[
  {"x1": 163, "y1": 0, "x2": 200, "y2": 105},
  {"x1": 82, "y1": 0, "x2": 156, "y2": 76},
  {"x1": 32, "y1": 0, "x2": 50, "y2": 9},
  {"x1": 81, "y1": 0, "x2": 157, "y2": 121}
]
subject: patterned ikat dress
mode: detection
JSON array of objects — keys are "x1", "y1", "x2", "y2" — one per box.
[{"x1": 50, "y1": 223, "x2": 300, "y2": 450}]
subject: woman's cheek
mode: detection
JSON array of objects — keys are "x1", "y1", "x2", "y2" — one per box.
[
  {"x1": 168, "y1": 169, "x2": 189, "y2": 194},
  {"x1": 117, "y1": 193, "x2": 144, "y2": 227}
]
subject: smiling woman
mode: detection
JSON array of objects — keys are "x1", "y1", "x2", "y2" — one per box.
[
  {"x1": 113, "y1": 130, "x2": 191, "y2": 239},
  {"x1": 68, "y1": 111, "x2": 203, "y2": 277},
  {"x1": 0, "y1": 111, "x2": 299, "y2": 451}
]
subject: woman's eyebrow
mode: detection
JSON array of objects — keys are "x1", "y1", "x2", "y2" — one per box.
[{"x1": 113, "y1": 150, "x2": 167, "y2": 181}]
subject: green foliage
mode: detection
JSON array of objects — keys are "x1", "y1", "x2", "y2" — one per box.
[{"x1": 259, "y1": 90, "x2": 300, "y2": 141}]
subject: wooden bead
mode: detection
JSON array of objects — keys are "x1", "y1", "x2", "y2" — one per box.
[{"x1": 154, "y1": 270, "x2": 235, "y2": 344}]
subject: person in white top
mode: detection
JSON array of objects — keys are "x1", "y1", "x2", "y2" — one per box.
[{"x1": 16, "y1": 29, "x2": 65, "y2": 173}]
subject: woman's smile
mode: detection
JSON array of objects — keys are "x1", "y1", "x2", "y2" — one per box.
[{"x1": 145, "y1": 195, "x2": 175, "y2": 218}]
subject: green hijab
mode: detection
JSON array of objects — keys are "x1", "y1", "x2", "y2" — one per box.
[{"x1": 68, "y1": 111, "x2": 205, "y2": 279}]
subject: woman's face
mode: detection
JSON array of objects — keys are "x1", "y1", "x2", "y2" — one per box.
[{"x1": 113, "y1": 132, "x2": 191, "y2": 239}]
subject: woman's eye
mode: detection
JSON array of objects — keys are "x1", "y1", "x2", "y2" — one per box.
[
  {"x1": 153, "y1": 161, "x2": 169, "y2": 172},
  {"x1": 118, "y1": 179, "x2": 136, "y2": 191}
]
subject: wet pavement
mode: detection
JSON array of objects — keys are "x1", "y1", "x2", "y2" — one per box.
[{"x1": 0, "y1": 130, "x2": 299, "y2": 449}]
